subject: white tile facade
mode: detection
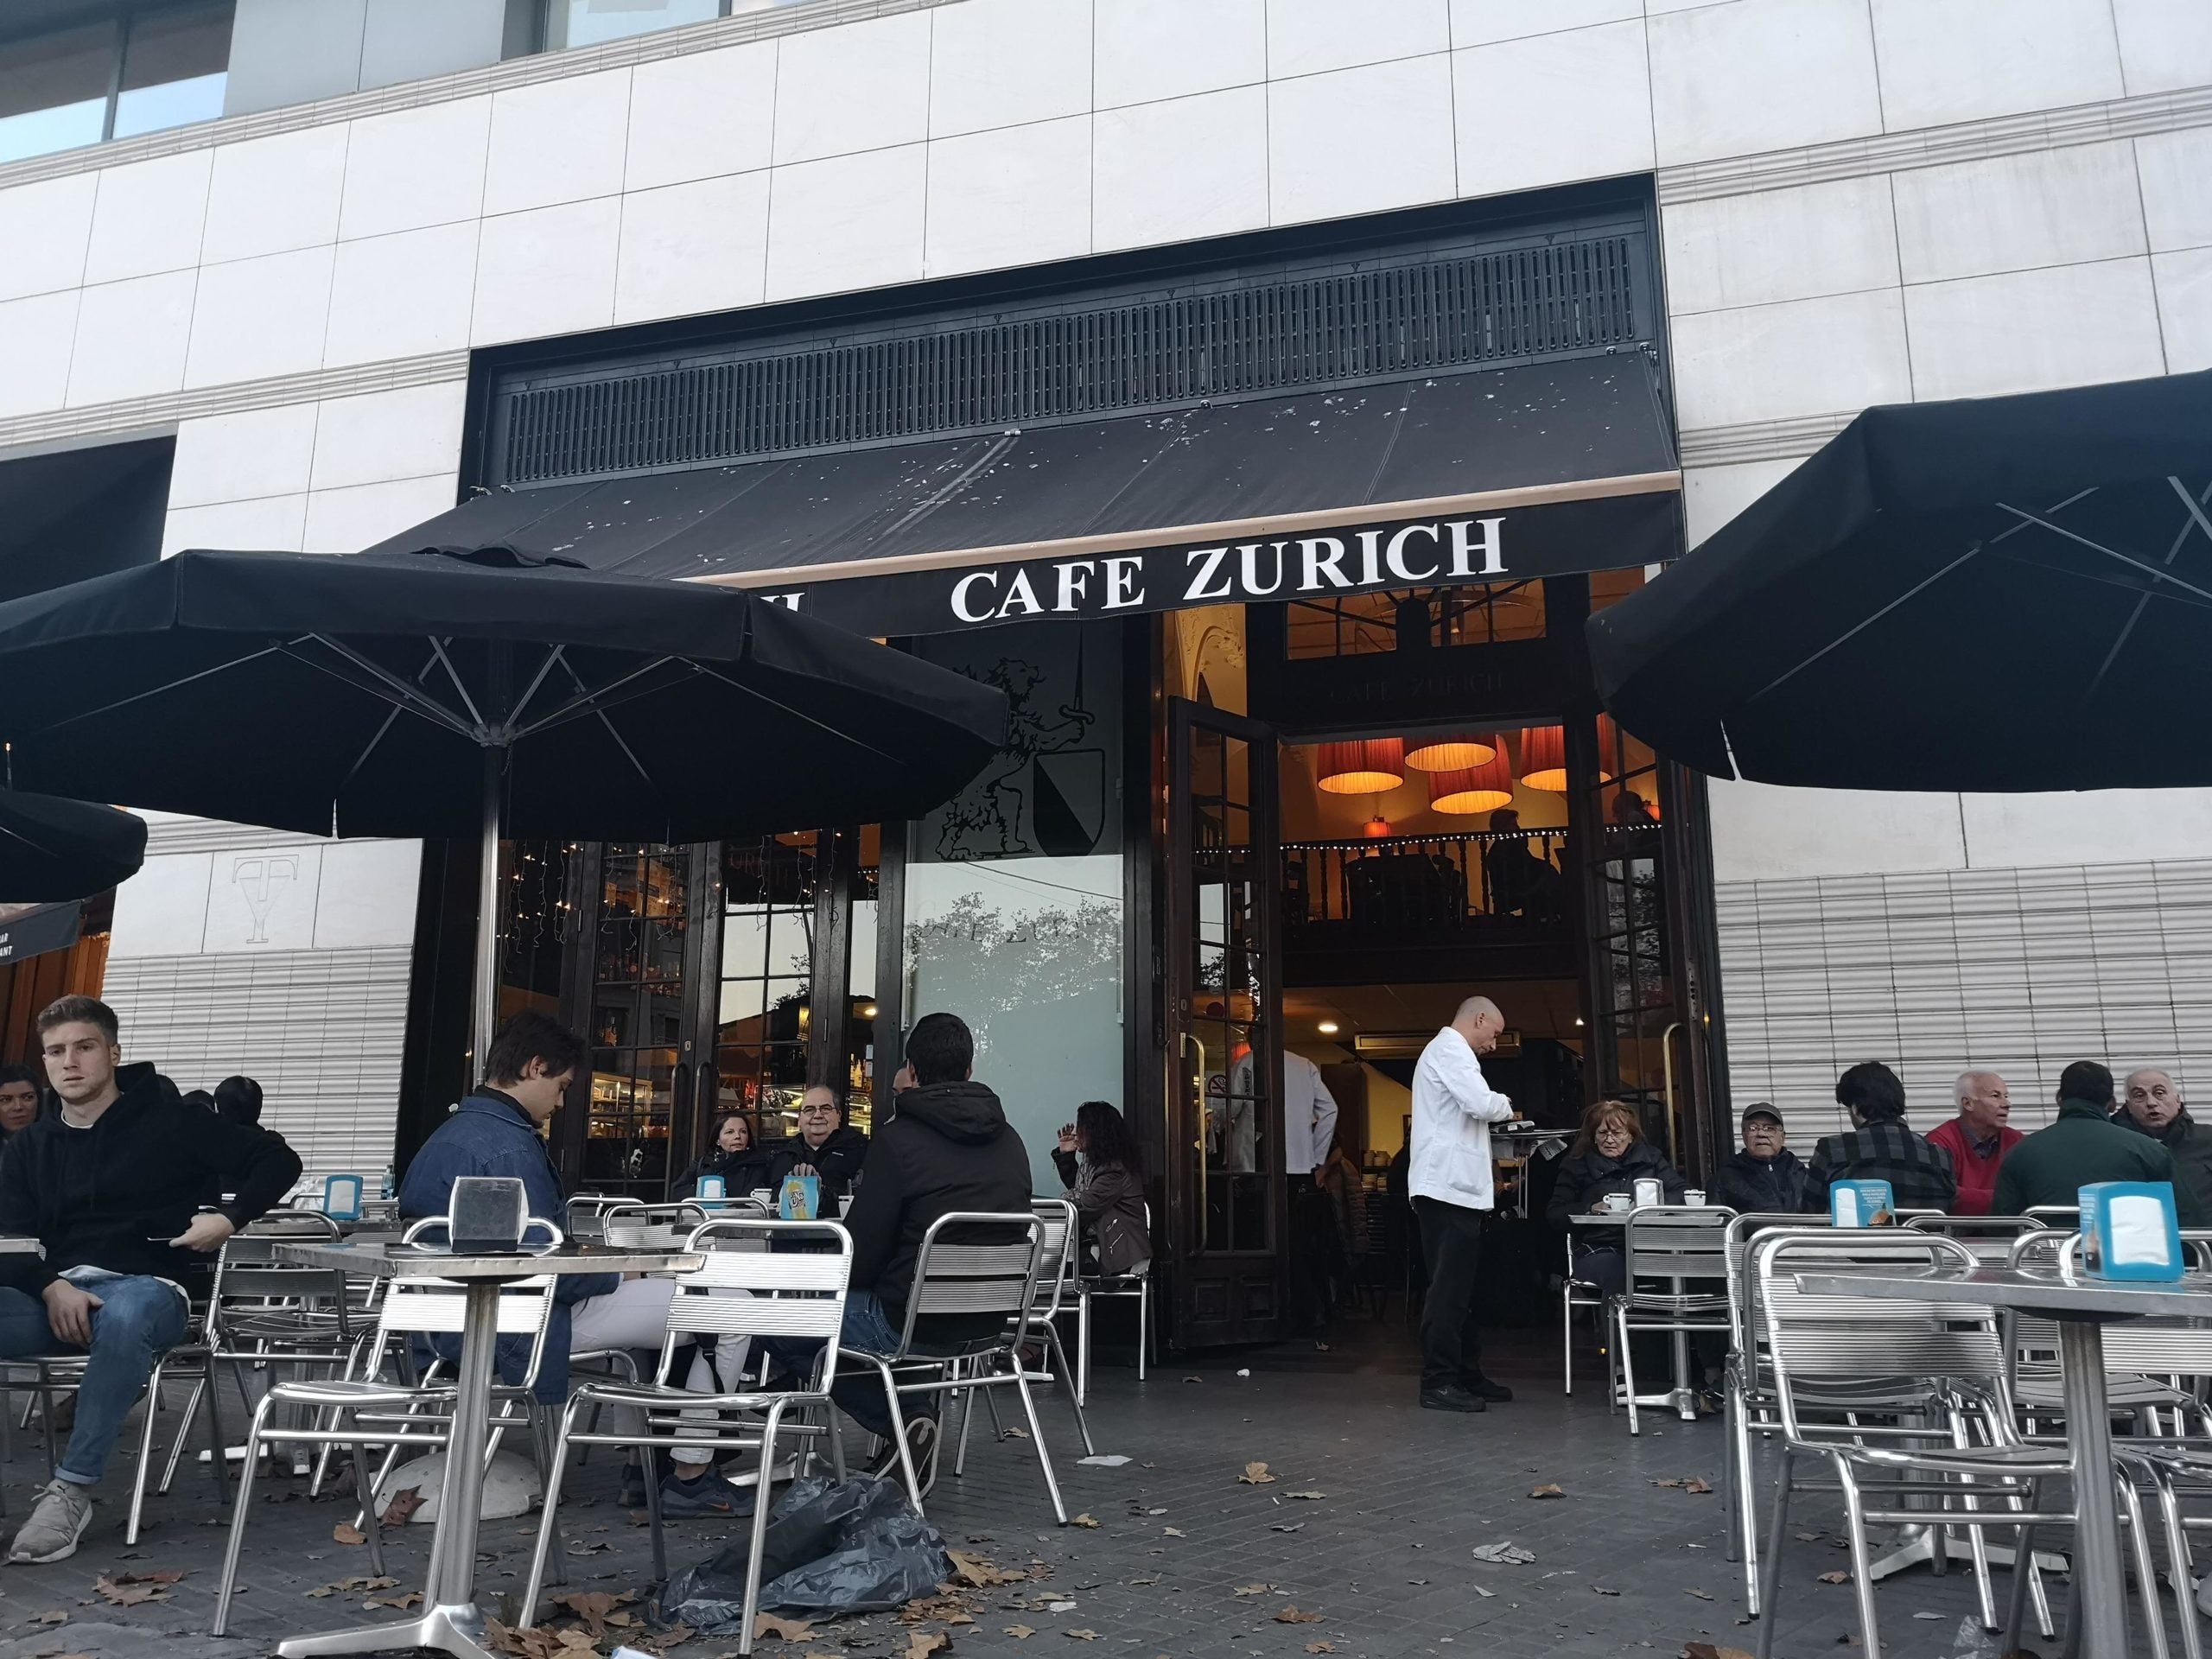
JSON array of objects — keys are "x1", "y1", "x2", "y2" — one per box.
[{"x1": 0, "y1": 0, "x2": 2204, "y2": 1141}]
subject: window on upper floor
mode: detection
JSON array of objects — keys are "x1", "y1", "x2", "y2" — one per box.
[
  {"x1": 537, "y1": 0, "x2": 811, "y2": 54},
  {"x1": 0, "y1": 1, "x2": 231, "y2": 165}
]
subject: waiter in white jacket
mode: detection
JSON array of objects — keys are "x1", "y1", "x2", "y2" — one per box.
[{"x1": 1408, "y1": 995, "x2": 1517, "y2": 1412}]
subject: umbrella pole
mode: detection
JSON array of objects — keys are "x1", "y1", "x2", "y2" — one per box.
[{"x1": 470, "y1": 748, "x2": 501, "y2": 1082}]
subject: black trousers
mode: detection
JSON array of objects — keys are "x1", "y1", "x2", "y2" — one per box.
[{"x1": 1414, "y1": 1195, "x2": 1484, "y2": 1391}]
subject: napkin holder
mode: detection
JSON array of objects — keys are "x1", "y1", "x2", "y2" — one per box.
[
  {"x1": 1829, "y1": 1179, "x2": 1895, "y2": 1228},
  {"x1": 779, "y1": 1173, "x2": 821, "y2": 1221},
  {"x1": 321, "y1": 1173, "x2": 363, "y2": 1221},
  {"x1": 696, "y1": 1174, "x2": 727, "y2": 1202},
  {"x1": 449, "y1": 1175, "x2": 528, "y2": 1254},
  {"x1": 2079, "y1": 1181, "x2": 2183, "y2": 1281}
]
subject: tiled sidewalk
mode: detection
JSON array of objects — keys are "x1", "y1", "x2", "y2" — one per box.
[{"x1": 0, "y1": 1329, "x2": 2077, "y2": 1659}]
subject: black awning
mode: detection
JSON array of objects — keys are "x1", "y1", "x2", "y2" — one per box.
[
  {"x1": 1586, "y1": 368, "x2": 2212, "y2": 789},
  {"x1": 372, "y1": 353, "x2": 1681, "y2": 633},
  {"x1": 0, "y1": 901, "x2": 83, "y2": 966}
]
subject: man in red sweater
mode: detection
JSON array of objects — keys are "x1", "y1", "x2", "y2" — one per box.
[{"x1": 1924, "y1": 1071, "x2": 2023, "y2": 1216}]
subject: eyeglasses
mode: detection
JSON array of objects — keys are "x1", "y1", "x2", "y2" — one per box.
[{"x1": 798, "y1": 1103, "x2": 836, "y2": 1116}]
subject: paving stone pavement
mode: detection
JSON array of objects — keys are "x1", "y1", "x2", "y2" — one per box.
[{"x1": 0, "y1": 1325, "x2": 2140, "y2": 1659}]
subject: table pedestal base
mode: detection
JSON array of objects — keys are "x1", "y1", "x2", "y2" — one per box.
[
  {"x1": 1867, "y1": 1523, "x2": 2067, "y2": 1581},
  {"x1": 276, "y1": 1600, "x2": 493, "y2": 1659}
]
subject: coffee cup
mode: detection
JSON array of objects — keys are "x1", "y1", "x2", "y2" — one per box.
[
  {"x1": 1683, "y1": 1189, "x2": 1707, "y2": 1207},
  {"x1": 1602, "y1": 1192, "x2": 1632, "y2": 1214}
]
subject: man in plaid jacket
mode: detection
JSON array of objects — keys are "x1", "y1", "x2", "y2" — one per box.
[{"x1": 1800, "y1": 1061, "x2": 1957, "y2": 1214}]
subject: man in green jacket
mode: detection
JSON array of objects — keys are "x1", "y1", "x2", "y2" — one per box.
[
  {"x1": 1992, "y1": 1061, "x2": 2207, "y2": 1224},
  {"x1": 2115, "y1": 1068, "x2": 2212, "y2": 1219}
]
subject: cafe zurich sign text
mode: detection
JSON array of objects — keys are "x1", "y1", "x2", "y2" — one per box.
[{"x1": 750, "y1": 489, "x2": 1679, "y2": 637}]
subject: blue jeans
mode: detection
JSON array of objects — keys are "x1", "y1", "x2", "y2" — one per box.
[
  {"x1": 0, "y1": 1277, "x2": 188, "y2": 1485},
  {"x1": 761, "y1": 1291, "x2": 934, "y2": 1442}
]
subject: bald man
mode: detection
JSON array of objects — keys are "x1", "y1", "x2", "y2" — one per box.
[
  {"x1": 2117, "y1": 1069, "x2": 2212, "y2": 1217},
  {"x1": 1923, "y1": 1071, "x2": 2022, "y2": 1217},
  {"x1": 1407, "y1": 995, "x2": 1516, "y2": 1413}
]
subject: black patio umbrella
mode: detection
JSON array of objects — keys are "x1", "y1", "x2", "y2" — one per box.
[
  {"x1": 1586, "y1": 369, "x2": 2212, "y2": 791},
  {"x1": 0, "y1": 790, "x2": 146, "y2": 902},
  {"x1": 0, "y1": 546, "x2": 1007, "y2": 1056}
]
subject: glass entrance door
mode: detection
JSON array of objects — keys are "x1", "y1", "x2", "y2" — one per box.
[{"x1": 1166, "y1": 698, "x2": 1286, "y2": 1345}]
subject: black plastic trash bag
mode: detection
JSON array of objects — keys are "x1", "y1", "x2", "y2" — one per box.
[{"x1": 656, "y1": 1473, "x2": 951, "y2": 1631}]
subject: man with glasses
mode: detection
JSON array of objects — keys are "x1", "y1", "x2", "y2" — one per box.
[{"x1": 763, "y1": 1084, "x2": 869, "y2": 1218}]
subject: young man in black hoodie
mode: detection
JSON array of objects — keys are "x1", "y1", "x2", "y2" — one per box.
[
  {"x1": 766, "y1": 1012, "x2": 1029, "y2": 1473},
  {"x1": 0, "y1": 996, "x2": 301, "y2": 1563}
]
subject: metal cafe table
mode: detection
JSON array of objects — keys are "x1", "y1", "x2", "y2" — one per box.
[
  {"x1": 1793, "y1": 1259, "x2": 2212, "y2": 1659},
  {"x1": 1567, "y1": 1208, "x2": 1711, "y2": 1421},
  {"x1": 263, "y1": 1235, "x2": 705, "y2": 1659}
]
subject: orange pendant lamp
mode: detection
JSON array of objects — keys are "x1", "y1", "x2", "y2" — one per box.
[
  {"x1": 1317, "y1": 738, "x2": 1405, "y2": 795},
  {"x1": 1517, "y1": 717, "x2": 1624, "y2": 791},
  {"x1": 1427, "y1": 742, "x2": 1515, "y2": 815},
  {"x1": 1518, "y1": 726, "x2": 1568, "y2": 791},
  {"x1": 1404, "y1": 732, "x2": 1497, "y2": 771}
]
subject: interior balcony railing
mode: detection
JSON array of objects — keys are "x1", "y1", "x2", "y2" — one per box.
[{"x1": 1282, "y1": 829, "x2": 1571, "y2": 944}]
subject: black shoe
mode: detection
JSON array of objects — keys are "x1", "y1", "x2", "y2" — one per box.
[
  {"x1": 868, "y1": 1417, "x2": 939, "y2": 1492},
  {"x1": 1419, "y1": 1383, "x2": 1486, "y2": 1413},
  {"x1": 619, "y1": 1461, "x2": 647, "y2": 1508},
  {"x1": 657, "y1": 1470, "x2": 739, "y2": 1517},
  {"x1": 1461, "y1": 1374, "x2": 1514, "y2": 1402}
]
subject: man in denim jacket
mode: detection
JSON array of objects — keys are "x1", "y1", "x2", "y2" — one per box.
[{"x1": 401, "y1": 1011, "x2": 742, "y2": 1516}]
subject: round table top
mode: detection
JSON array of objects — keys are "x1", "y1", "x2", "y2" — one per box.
[
  {"x1": 1795, "y1": 1262, "x2": 2212, "y2": 1320},
  {"x1": 269, "y1": 1236, "x2": 705, "y2": 1279}
]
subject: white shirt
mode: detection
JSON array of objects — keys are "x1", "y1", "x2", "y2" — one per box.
[
  {"x1": 1408, "y1": 1026, "x2": 1515, "y2": 1210},
  {"x1": 1218, "y1": 1051, "x2": 1341, "y2": 1176},
  {"x1": 1281, "y1": 1051, "x2": 1341, "y2": 1177}
]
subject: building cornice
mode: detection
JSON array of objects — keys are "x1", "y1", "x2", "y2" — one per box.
[
  {"x1": 1657, "y1": 84, "x2": 2212, "y2": 205},
  {"x1": 0, "y1": 0, "x2": 963, "y2": 193}
]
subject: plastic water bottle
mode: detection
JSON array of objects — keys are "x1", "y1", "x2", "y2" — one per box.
[{"x1": 379, "y1": 1163, "x2": 396, "y2": 1203}]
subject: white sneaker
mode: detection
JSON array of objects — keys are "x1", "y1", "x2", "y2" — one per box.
[{"x1": 7, "y1": 1479, "x2": 93, "y2": 1564}]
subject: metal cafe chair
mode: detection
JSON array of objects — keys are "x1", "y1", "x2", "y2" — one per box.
[
  {"x1": 136, "y1": 1230, "x2": 357, "y2": 1542},
  {"x1": 1747, "y1": 1229, "x2": 2164, "y2": 1659},
  {"x1": 1718, "y1": 1214, "x2": 1837, "y2": 1615},
  {"x1": 841, "y1": 1211, "x2": 1066, "y2": 1523},
  {"x1": 1014, "y1": 1199, "x2": 1095, "y2": 1456},
  {"x1": 209, "y1": 1219, "x2": 562, "y2": 1637},
  {"x1": 1611, "y1": 1205, "x2": 1734, "y2": 1435},
  {"x1": 519, "y1": 1217, "x2": 854, "y2": 1654},
  {"x1": 1560, "y1": 1228, "x2": 1605, "y2": 1396},
  {"x1": 1906, "y1": 1211, "x2": 2049, "y2": 1264},
  {"x1": 1069, "y1": 1200, "x2": 1154, "y2": 1404}
]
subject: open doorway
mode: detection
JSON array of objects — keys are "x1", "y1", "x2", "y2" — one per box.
[{"x1": 1159, "y1": 577, "x2": 1716, "y2": 1354}]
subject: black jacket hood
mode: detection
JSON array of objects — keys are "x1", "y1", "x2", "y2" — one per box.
[{"x1": 893, "y1": 1079, "x2": 1009, "y2": 1145}]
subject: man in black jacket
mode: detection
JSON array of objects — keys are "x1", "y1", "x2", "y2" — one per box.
[
  {"x1": 0, "y1": 996, "x2": 300, "y2": 1563},
  {"x1": 1709, "y1": 1104, "x2": 1810, "y2": 1214},
  {"x1": 766, "y1": 1013, "x2": 1029, "y2": 1472},
  {"x1": 762, "y1": 1085, "x2": 870, "y2": 1217}
]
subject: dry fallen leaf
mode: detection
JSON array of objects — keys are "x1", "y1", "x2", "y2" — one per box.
[
  {"x1": 1685, "y1": 1477, "x2": 1713, "y2": 1495},
  {"x1": 1063, "y1": 1632, "x2": 1101, "y2": 1643},
  {"x1": 1070, "y1": 1513, "x2": 1100, "y2": 1529},
  {"x1": 1681, "y1": 1646, "x2": 1758, "y2": 1659},
  {"x1": 1653, "y1": 1478, "x2": 1683, "y2": 1489},
  {"x1": 754, "y1": 1613, "x2": 815, "y2": 1641},
  {"x1": 1005, "y1": 1625, "x2": 1035, "y2": 1639},
  {"x1": 365, "y1": 1592, "x2": 424, "y2": 1611},
  {"x1": 1818, "y1": 1571, "x2": 1851, "y2": 1585},
  {"x1": 1686, "y1": 1587, "x2": 1714, "y2": 1600},
  {"x1": 1529, "y1": 1484, "x2": 1564, "y2": 1500},
  {"x1": 380, "y1": 1486, "x2": 426, "y2": 1529},
  {"x1": 1274, "y1": 1607, "x2": 1324, "y2": 1624},
  {"x1": 652, "y1": 1627, "x2": 694, "y2": 1650},
  {"x1": 1161, "y1": 1527, "x2": 1185, "y2": 1537},
  {"x1": 35, "y1": 1611, "x2": 68, "y2": 1625},
  {"x1": 1239, "y1": 1462, "x2": 1276, "y2": 1484},
  {"x1": 552, "y1": 1592, "x2": 628, "y2": 1637},
  {"x1": 1000, "y1": 1425, "x2": 1030, "y2": 1440},
  {"x1": 333, "y1": 1522, "x2": 366, "y2": 1546},
  {"x1": 110, "y1": 1569, "x2": 187, "y2": 1586},
  {"x1": 948, "y1": 1550, "x2": 1028, "y2": 1588},
  {"x1": 1282, "y1": 1491, "x2": 1328, "y2": 1501},
  {"x1": 1591, "y1": 1586, "x2": 1621, "y2": 1596},
  {"x1": 905, "y1": 1634, "x2": 950, "y2": 1659},
  {"x1": 1306, "y1": 1646, "x2": 1337, "y2": 1656},
  {"x1": 1233, "y1": 1584, "x2": 1274, "y2": 1597}
]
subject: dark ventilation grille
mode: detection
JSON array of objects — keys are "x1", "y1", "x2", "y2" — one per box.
[{"x1": 501, "y1": 233, "x2": 1643, "y2": 486}]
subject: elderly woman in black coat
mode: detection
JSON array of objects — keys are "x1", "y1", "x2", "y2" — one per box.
[{"x1": 1544, "y1": 1098, "x2": 1686, "y2": 1300}]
